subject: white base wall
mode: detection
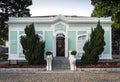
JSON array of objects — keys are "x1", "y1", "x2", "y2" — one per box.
[
  {"x1": 8, "y1": 54, "x2": 112, "y2": 61},
  {"x1": 99, "y1": 54, "x2": 112, "y2": 59},
  {"x1": 8, "y1": 54, "x2": 26, "y2": 60}
]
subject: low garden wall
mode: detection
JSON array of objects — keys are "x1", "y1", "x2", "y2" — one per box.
[
  {"x1": 0, "y1": 68, "x2": 120, "y2": 72},
  {"x1": 77, "y1": 68, "x2": 120, "y2": 72},
  {"x1": 0, "y1": 68, "x2": 46, "y2": 72}
]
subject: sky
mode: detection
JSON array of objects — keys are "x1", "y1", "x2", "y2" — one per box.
[{"x1": 29, "y1": 0, "x2": 94, "y2": 16}]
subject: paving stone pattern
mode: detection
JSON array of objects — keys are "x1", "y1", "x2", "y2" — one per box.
[{"x1": 0, "y1": 71, "x2": 120, "y2": 82}]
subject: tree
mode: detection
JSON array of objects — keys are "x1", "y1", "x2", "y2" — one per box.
[
  {"x1": 91, "y1": 0, "x2": 120, "y2": 54},
  {"x1": 112, "y1": 27, "x2": 120, "y2": 54},
  {"x1": 20, "y1": 23, "x2": 45, "y2": 65},
  {"x1": 81, "y1": 21, "x2": 105, "y2": 65},
  {"x1": 0, "y1": 0, "x2": 32, "y2": 45}
]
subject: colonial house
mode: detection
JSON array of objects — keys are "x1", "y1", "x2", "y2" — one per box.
[{"x1": 8, "y1": 15, "x2": 112, "y2": 62}]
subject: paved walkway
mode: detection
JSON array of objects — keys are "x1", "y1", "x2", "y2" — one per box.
[
  {"x1": 0, "y1": 60, "x2": 120, "y2": 82},
  {"x1": 0, "y1": 71, "x2": 120, "y2": 82}
]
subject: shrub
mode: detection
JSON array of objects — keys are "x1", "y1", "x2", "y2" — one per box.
[
  {"x1": 20, "y1": 23, "x2": 45, "y2": 65},
  {"x1": 46, "y1": 51, "x2": 52, "y2": 56},
  {"x1": 71, "y1": 50, "x2": 77, "y2": 55},
  {"x1": 81, "y1": 21, "x2": 105, "y2": 65}
]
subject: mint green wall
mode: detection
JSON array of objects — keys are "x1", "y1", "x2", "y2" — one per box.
[
  {"x1": 69, "y1": 24, "x2": 81, "y2": 27},
  {"x1": 55, "y1": 23, "x2": 66, "y2": 32},
  {"x1": 103, "y1": 31, "x2": 110, "y2": 54},
  {"x1": 10, "y1": 31, "x2": 17, "y2": 40},
  {"x1": 78, "y1": 31, "x2": 87, "y2": 35},
  {"x1": 45, "y1": 31, "x2": 53, "y2": 51},
  {"x1": 19, "y1": 31, "x2": 25, "y2": 35},
  {"x1": 68, "y1": 31, "x2": 76, "y2": 50},
  {"x1": 36, "y1": 31, "x2": 43, "y2": 34},
  {"x1": 10, "y1": 31, "x2": 17, "y2": 54},
  {"x1": 9, "y1": 24, "x2": 26, "y2": 28},
  {"x1": 9, "y1": 23, "x2": 51, "y2": 29},
  {"x1": 35, "y1": 24, "x2": 51, "y2": 28},
  {"x1": 10, "y1": 44, "x2": 17, "y2": 54},
  {"x1": 69, "y1": 24, "x2": 91, "y2": 28}
]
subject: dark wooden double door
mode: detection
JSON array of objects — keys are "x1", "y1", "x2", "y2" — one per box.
[{"x1": 56, "y1": 36, "x2": 65, "y2": 56}]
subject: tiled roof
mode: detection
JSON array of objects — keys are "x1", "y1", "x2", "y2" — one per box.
[{"x1": 14, "y1": 15, "x2": 90, "y2": 18}]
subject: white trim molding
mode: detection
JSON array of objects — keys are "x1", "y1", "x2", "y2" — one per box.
[
  {"x1": 99, "y1": 54, "x2": 112, "y2": 59},
  {"x1": 53, "y1": 31, "x2": 68, "y2": 58},
  {"x1": 76, "y1": 34, "x2": 87, "y2": 55}
]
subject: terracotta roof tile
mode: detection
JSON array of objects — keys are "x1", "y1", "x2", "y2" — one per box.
[{"x1": 15, "y1": 15, "x2": 91, "y2": 18}]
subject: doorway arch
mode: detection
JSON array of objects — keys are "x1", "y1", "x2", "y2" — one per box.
[
  {"x1": 53, "y1": 31, "x2": 68, "y2": 58},
  {"x1": 56, "y1": 33, "x2": 65, "y2": 56}
]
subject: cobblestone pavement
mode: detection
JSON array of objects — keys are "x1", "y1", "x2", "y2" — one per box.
[{"x1": 0, "y1": 71, "x2": 120, "y2": 82}]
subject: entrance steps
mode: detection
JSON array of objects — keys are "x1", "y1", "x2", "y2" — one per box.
[{"x1": 52, "y1": 57, "x2": 70, "y2": 70}]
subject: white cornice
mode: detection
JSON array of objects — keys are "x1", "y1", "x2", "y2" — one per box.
[{"x1": 8, "y1": 15, "x2": 112, "y2": 24}]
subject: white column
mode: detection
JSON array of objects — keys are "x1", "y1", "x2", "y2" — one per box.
[
  {"x1": 69, "y1": 52, "x2": 76, "y2": 71},
  {"x1": 46, "y1": 55, "x2": 52, "y2": 71},
  {"x1": 53, "y1": 35, "x2": 56, "y2": 57},
  {"x1": 65, "y1": 36, "x2": 68, "y2": 58},
  {"x1": 109, "y1": 27, "x2": 112, "y2": 59}
]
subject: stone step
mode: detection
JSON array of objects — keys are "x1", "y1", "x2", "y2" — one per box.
[
  {"x1": 52, "y1": 57, "x2": 70, "y2": 70},
  {"x1": 53, "y1": 62, "x2": 69, "y2": 64}
]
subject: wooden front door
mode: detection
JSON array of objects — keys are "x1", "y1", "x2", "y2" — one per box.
[{"x1": 56, "y1": 36, "x2": 65, "y2": 56}]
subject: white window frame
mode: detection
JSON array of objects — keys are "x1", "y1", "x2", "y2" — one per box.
[
  {"x1": 77, "y1": 34, "x2": 87, "y2": 53},
  {"x1": 38, "y1": 34, "x2": 44, "y2": 41},
  {"x1": 19, "y1": 34, "x2": 26, "y2": 54}
]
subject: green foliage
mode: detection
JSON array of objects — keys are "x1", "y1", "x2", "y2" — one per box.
[
  {"x1": 0, "y1": 13, "x2": 8, "y2": 45},
  {"x1": 91, "y1": 0, "x2": 120, "y2": 18},
  {"x1": 71, "y1": 50, "x2": 77, "y2": 55},
  {"x1": 91, "y1": 0, "x2": 120, "y2": 53},
  {"x1": 112, "y1": 24, "x2": 120, "y2": 53},
  {"x1": 18, "y1": 61, "x2": 28, "y2": 67},
  {"x1": 0, "y1": 0, "x2": 32, "y2": 17},
  {"x1": 0, "y1": 0, "x2": 32, "y2": 45},
  {"x1": 46, "y1": 51, "x2": 52, "y2": 56},
  {"x1": 20, "y1": 23, "x2": 45, "y2": 65},
  {"x1": 91, "y1": 0, "x2": 120, "y2": 29},
  {"x1": 81, "y1": 21, "x2": 105, "y2": 65},
  {"x1": 0, "y1": 55, "x2": 8, "y2": 60}
]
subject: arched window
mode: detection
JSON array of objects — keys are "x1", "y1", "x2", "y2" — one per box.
[{"x1": 77, "y1": 35, "x2": 87, "y2": 53}]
